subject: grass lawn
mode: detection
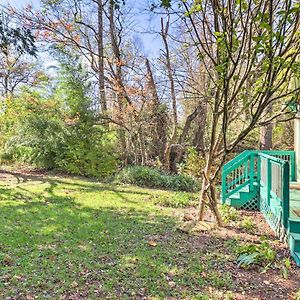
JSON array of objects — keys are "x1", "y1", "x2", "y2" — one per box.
[{"x1": 0, "y1": 170, "x2": 299, "y2": 299}]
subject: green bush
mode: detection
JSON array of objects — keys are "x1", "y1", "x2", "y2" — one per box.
[
  {"x1": 56, "y1": 126, "x2": 118, "y2": 178},
  {"x1": 3, "y1": 107, "x2": 67, "y2": 169},
  {"x1": 0, "y1": 56, "x2": 119, "y2": 179},
  {"x1": 239, "y1": 217, "x2": 256, "y2": 233},
  {"x1": 178, "y1": 147, "x2": 205, "y2": 178},
  {"x1": 219, "y1": 204, "x2": 239, "y2": 223},
  {"x1": 236, "y1": 239, "x2": 276, "y2": 269},
  {"x1": 115, "y1": 166, "x2": 200, "y2": 192},
  {"x1": 2, "y1": 115, "x2": 118, "y2": 178}
]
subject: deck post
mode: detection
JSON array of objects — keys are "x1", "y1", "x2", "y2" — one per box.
[
  {"x1": 295, "y1": 111, "x2": 300, "y2": 182},
  {"x1": 267, "y1": 159, "x2": 271, "y2": 206},
  {"x1": 249, "y1": 153, "x2": 254, "y2": 192},
  {"x1": 282, "y1": 162, "x2": 290, "y2": 228}
]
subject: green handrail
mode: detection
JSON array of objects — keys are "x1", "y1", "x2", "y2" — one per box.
[
  {"x1": 222, "y1": 152, "x2": 256, "y2": 203},
  {"x1": 258, "y1": 153, "x2": 290, "y2": 229},
  {"x1": 221, "y1": 150, "x2": 295, "y2": 205},
  {"x1": 223, "y1": 151, "x2": 251, "y2": 172},
  {"x1": 223, "y1": 150, "x2": 295, "y2": 178}
]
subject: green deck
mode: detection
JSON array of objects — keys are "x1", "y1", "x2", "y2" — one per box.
[{"x1": 221, "y1": 151, "x2": 300, "y2": 266}]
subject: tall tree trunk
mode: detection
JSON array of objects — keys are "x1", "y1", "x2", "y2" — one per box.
[
  {"x1": 109, "y1": 1, "x2": 129, "y2": 163},
  {"x1": 161, "y1": 16, "x2": 178, "y2": 170},
  {"x1": 260, "y1": 124, "x2": 273, "y2": 150},
  {"x1": 145, "y1": 59, "x2": 167, "y2": 162},
  {"x1": 161, "y1": 17, "x2": 177, "y2": 140},
  {"x1": 163, "y1": 102, "x2": 207, "y2": 172},
  {"x1": 260, "y1": 104, "x2": 273, "y2": 150},
  {"x1": 193, "y1": 102, "x2": 208, "y2": 154},
  {"x1": 97, "y1": 0, "x2": 107, "y2": 114}
]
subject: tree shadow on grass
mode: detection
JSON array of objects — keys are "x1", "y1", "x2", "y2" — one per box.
[
  {"x1": 0, "y1": 185, "x2": 182, "y2": 299},
  {"x1": 0, "y1": 169, "x2": 152, "y2": 206},
  {"x1": 0, "y1": 184, "x2": 299, "y2": 299}
]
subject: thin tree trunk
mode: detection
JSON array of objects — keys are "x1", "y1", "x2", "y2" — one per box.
[
  {"x1": 138, "y1": 130, "x2": 146, "y2": 166},
  {"x1": 198, "y1": 173, "x2": 224, "y2": 226},
  {"x1": 198, "y1": 179, "x2": 207, "y2": 220},
  {"x1": 198, "y1": 100, "x2": 224, "y2": 226},
  {"x1": 208, "y1": 183, "x2": 223, "y2": 226},
  {"x1": 97, "y1": 0, "x2": 107, "y2": 114},
  {"x1": 109, "y1": 1, "x2": 131, "y2": 164}
]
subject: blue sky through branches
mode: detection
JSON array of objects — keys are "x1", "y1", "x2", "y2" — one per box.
[{"x1": 0, "y1": 0, "x2": 162, "y2": 57}]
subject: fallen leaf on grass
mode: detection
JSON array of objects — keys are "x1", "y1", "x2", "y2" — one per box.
[
  {"x1": 48, "y1": 255, "x2": 56, "y2": 261},
  {"x1": 148, "y1": 240, "x2": 157, "y2": 247},
  {"x1": 201, "y1": 271, "x2": 207, "y2": 278}
]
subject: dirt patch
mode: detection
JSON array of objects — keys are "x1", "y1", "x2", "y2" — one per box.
[{"x1": 185, "y1": 210, "x2": 300, "y2": 299}]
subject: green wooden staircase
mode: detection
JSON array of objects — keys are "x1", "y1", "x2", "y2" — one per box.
[{"x1": 221, "y1": 150, "x2": 300, "y2": 266}]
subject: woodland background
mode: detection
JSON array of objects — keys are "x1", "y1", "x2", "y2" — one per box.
[{"x1": 0, "y1": 0, "x2": 299, "y2": 222}]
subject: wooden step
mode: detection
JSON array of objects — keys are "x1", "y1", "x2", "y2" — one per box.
[
  {"x1": 221, "y1": 183, "x2": 259, "y2": 207},
  {"x1": 226, "y1": 191, "x2": 258, "y2": 208},
  {"x1": 228, "y1": 189, "x2": 258, "y2": 200},
  {"x1": 291, "y1": 251, "x2": 300, "y2": 266},
  {"x1": 288, "y1": 232, "x2": 300, "y2": 266},
  {"x1": 289, "y1": 232, "x2": 300, "y2": 240},
  {"x1": 289, "y1": 232, "x2": 300, "y2": 249},
  {"x1": 288, "y1": 218, "x2": 300, "y2": 234}
]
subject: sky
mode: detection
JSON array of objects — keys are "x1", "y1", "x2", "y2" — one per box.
[{"x1": 0, "y1": 0, "x2": 163, "y2": 58}]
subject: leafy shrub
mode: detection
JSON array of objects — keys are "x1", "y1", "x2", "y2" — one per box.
[
  {"x1": 3, "y1": 105, "x2": 66, "y2": 169},
  {"x1": 115, "y1": 166, "x2": 200, "y2": 192},
  {"x1": 152, "y1": 192, "x2": 198, "y2": 208},
  {"x1": 56, "y1": 126, "x2": 118, "y2": 178},
  {"x1": 219, "y1": 204, "x2": 239, "y2": 223},
  {"x1": 239, "y1": 217, "x2": 256, "y2": 233},
  {"x1": 178, "y1": 147, "x2": 205, "y2": 178},
  {"x1": 0, "y1": 55, "x2": 119, "y2": 179},
  {"x1": 280, "y1": 258, "x2": 291, "y2": 279},
  {"x1": 2, "y1": 105, "x2": 118, "y2": 178},
  {"x1": 236, "y1": 239, "x2": 276, "y2": 269}
]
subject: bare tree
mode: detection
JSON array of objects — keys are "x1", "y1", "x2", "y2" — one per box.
[
  {"x1": 0, "y1": 11, "x2": 38, "y2": 97},
  {"x1": 16, "y1": 0, "x2": 107, "y2": 113},
  {"x1": 158, "y1": 0, "x2": 300, "y2": 225}
]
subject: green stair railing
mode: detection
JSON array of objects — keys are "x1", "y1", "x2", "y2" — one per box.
[
  {"x1": 222, "y1": 151, "x2": 257, "y2": 203},
  {"x1": 222, "y1": 150, "x2": 295, "y2": 205},
  {"x1": 222, "y1": 151, "x2": 253, "y2": 172},
  {"x1": 222, "y1": 150, "x2": 298, "y2": 265},
  {"x1": 259, "y1": 153, "x2": 290, "y2": 231}
]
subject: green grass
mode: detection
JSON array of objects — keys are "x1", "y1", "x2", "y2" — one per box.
[{"x1": 0, "y1": 174, "x2": 237, "y2": 299}]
